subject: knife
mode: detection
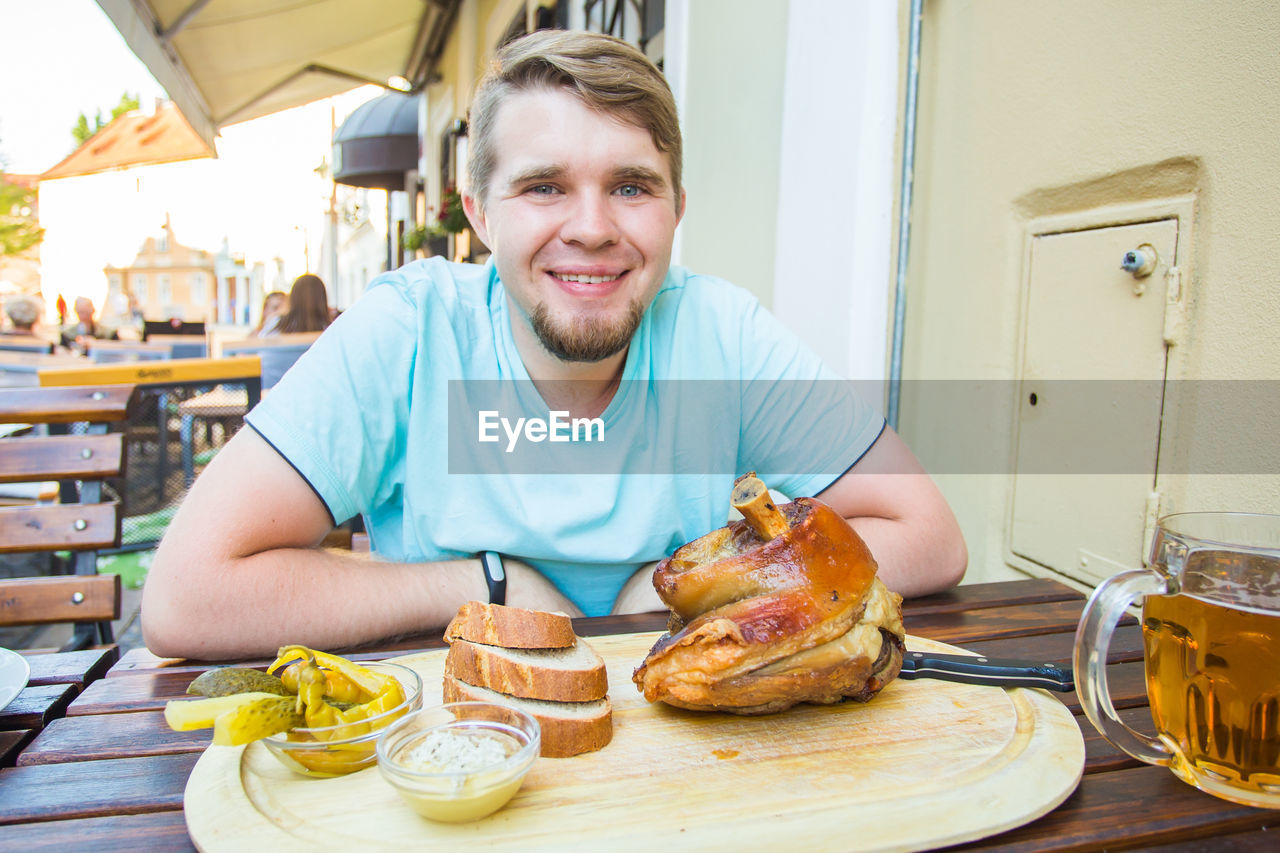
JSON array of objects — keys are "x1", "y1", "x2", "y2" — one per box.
[{"x1": 898, "y1": 651, "x2": 1074, "y2": 692}]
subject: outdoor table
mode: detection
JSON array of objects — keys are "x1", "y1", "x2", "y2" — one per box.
[
  {"x1": 0, "y1": 647, "x2": 119, "y2": 767},
  {"x1": 176, "y1": 388, "x2": 250, "y2": 483},
  {"x1": 0, "y1": 578, "x2": 1274, "y2": 849},
  {"x1": 0, "y1": 351, "x2": 87, "y2": 387}
]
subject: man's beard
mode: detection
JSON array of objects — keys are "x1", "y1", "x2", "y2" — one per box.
[{"x1": 530, "y1": 299, "x2": 646, "y2": 363}]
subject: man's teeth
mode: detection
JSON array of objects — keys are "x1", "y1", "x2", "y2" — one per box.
[{"x1": 556, "y1": 273, "x2": 620, "y2": 284}]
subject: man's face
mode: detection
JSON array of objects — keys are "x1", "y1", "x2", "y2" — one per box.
[{"x1": 464, "y1": 87, "x2": 685, "y2": 364}]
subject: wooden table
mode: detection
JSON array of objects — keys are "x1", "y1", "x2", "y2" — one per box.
[
  {"x1": 0, "y1": 351, "x2": 87, "y2": 387},
  {"x1": 0, "y1": 647, "x2": 119, "y2": 767},
  {"x1": 0, "y1": 579, "x2": 1274, "y2": 849}
]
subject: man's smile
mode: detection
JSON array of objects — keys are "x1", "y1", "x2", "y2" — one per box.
[{"x1": 547, "y1": 269, "x2": 628, "y2": 297}]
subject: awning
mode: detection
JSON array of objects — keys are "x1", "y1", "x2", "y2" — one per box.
[
  {"x1": 96, "y1": 0, "x2": 459, "y2": 149},
  {"x1": 332, "y1": 92, "x2": 419, "y2": 190}
]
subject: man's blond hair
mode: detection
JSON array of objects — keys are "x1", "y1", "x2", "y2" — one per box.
[{"x1": 467, "y1": 30, "x2": 682, "y2": 210}]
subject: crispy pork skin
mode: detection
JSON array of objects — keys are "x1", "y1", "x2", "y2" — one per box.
[{"x1": 633, "y1": 481, "x2": 905, "y2": 715}]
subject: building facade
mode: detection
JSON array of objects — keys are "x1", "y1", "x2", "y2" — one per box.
[{"x1": 104, "y1": 217, "x2": 215, "y2": 323}]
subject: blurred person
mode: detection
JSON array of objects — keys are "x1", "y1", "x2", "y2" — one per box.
[
  {"x1": 60, "y1": 297, "x2": 117, "y2": 350},
  {"x1": 251, "y1": 291, "x2": 288, "y2": 337},
  {"x1": 2, "y1": 294, "x2": 40, "y2": 335},
  {"x1": 255, "y1": 276, "x2": 330, "y2": 388},
  {"x1": 264, "y1": 274, "x2": 331, "y2": 336},
  {"x1": 144, "y1": 31, "x2": 966, "y2": 659}
]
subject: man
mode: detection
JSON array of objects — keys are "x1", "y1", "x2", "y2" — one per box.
[
  {"x1": 143, "y1": 31, "x2": 965, "y2": 660},
  {"x1": 60, "y1": 296, "x2": 116, "y2": 350},
  {"x1": 2, "y1": 293, "x2": 40, "y2": 335}
]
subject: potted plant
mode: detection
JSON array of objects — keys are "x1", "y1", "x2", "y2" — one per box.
[{"x1": 402, "y1": 186, "x2": 470, "y2": 258}]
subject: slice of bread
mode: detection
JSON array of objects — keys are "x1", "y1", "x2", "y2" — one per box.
[
  {"x1": 445, "y1": 638, "x2": 608, "y2": 702},
  {"x1": 444, "y1": 601, "x2": 576, "y2": 649},
  {"x1": 443, "y1": 675, "x2": 613, "y2": 758}
]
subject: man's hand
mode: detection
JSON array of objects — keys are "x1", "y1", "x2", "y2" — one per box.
[
  {"x1": 611, "y1": 561, "x2": 665, "y2": 615},
  {"x1": 502, "y1": 557, "x2": 584, "y2": 617}
]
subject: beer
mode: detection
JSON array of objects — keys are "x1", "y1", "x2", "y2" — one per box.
[{"x1": 1143, "y1": 591, "x2": 1280, "y2": 804}]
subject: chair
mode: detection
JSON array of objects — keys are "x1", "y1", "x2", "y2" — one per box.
[
  {"x1": 0, "y1": 336, "x2": 55, "y2": 355},
  {"x1": 87, "y1": 340, "x2": 173, "y2": 363},
  {"x1": 143, "y1": 319, "x2": 205, "y2": 340},
  {"x1": 146, "y1": 334, "x2": 208, "y2": 358},
  {"x1": 221, "y1": 332, "x2": 321, "y2": 389},
  {"x1": 37, "y1": 356, "x2": 263, "y2": 545},
  {"x1": 0, "y1": 384, "x2": 134, "y2": 650}
]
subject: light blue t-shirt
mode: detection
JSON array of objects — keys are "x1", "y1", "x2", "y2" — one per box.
[{"x1": 246, "y1": 259, "x2": 884, "y2": 616}]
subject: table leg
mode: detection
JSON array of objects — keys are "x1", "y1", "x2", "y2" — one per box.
[{"x1": 180, "y1": 413, "x2": 194, "y2": 485}]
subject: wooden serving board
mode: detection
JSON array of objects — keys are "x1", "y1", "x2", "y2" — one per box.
[{"x1": 185, "y1": 633, "x2": 1084, "y2": 852}]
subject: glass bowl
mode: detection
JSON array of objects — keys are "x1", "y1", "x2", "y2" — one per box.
[
  {"x1": 376, "y1": 701, "x2": 541, "y2": 822},
  {"x1": 261, "y1": 661, "x2": 423, "y2": 777}
]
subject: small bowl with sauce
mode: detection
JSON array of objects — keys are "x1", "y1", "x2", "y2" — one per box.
[{"x1": 376, "y1": 701, "x2": 540, "y2": 822}]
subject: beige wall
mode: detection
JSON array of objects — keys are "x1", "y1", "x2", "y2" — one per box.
[
  {"x1": 899, "y1": 1, "x2": 1280, "y2": 585},
  {"x1": 674, "y1": 0, "x2": 789, "y2": 307}
]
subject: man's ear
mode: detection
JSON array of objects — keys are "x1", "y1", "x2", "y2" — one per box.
[
  {"x1": 676, "y1": 189, "x2": 687, "y2": 225},
  {"x1": 462, "y1": 192, "x2": 490, "y2": 247}
]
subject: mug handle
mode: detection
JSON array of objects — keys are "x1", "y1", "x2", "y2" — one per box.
[{"x1": 1073, "y1": 569, "x2": 1174, "y2": 766}]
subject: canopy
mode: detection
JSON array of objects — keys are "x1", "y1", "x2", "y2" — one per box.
[
  {"x1": 96, "y1": 0, "x2": 459, "y2": 148},
  {"x1": 332, "y1": 92, "x2": 419, "y2": 190}
]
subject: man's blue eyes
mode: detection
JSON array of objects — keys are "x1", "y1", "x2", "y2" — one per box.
[{"x1": 524, "y1": 184, "x2": 647, "y2": 196}]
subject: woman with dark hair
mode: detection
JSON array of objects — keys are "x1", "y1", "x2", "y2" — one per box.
[
  {"x1": 270, "y1": 274, "x2": 331, "y2": 335},
  {"x1": 257, "y1": 274, "x2": 331, "y2": 389}
]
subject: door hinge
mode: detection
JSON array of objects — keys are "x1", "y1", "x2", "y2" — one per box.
[{"x1": 1163, "y1": 265, "x2": 1185, "y2": 346}]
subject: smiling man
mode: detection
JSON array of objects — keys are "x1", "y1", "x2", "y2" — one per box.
[{"x1": 142, "y1": 31, "x2": 965, "y2": 660}]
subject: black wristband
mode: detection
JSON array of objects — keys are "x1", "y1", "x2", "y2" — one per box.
[{"x1": 480, "y1": 551, "x2": 507, "y2": 606}]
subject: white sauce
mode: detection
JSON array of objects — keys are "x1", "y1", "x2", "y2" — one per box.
[{"x1": 398, "y1": 727, "x2": 518, "y2": 774}]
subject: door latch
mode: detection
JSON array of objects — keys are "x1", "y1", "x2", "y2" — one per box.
[{"x1": 1121, "y1": 244, "x2": 1158, "y2": 294}]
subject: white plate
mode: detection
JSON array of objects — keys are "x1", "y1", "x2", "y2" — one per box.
[{"x1": 0, "y1": 648, "x2": 30, "y2": 712}]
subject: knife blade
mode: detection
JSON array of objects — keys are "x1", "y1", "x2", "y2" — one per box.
[{"x1": 898, "y1": 651, "x2": 1074, "y2": 692}]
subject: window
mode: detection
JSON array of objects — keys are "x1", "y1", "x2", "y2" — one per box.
[
  {"x1": 158, "y1": 274, "x2": 172, "y2": 306},
  {"x1": 134, "y1": 274, "x2": 148, "y2": 303},
  {"x1": 108, "y1": 273, "x2": 122, "y2": 293},
  {"x1": 189, "y1": 272, "x2": 207, "y2": 305}
]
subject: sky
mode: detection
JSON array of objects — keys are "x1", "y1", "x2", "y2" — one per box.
[
  {"x1": 0, "y1": 1, "x2": 169, "y2": 174},
  {"x1": 0, "y1": 0, "x2": 381, "y2": 310}
]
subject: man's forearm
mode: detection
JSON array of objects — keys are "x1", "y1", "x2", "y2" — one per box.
[
  {"x1": 142, "y1": 548, "x2": 581, "y2": 660},
  {"x1": 845, "y1": 513, "x2": 966, "y2": 598}
]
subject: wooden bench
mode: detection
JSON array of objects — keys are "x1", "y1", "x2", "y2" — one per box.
[
  {"x1": 0, "y1": 385, "x2": 134, "y2": 651},
  {"x1": 37, "y1": 357, "x2": 264, "y2": 528}
]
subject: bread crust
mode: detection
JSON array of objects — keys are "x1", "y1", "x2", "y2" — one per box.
[
  {"x1": 444, "y1": 638, "x2": 608, "y2": 702},
  {"x1": 443, "y1": 675, "x2": 613, "y2": 757},
  {"x1": 444, "y1": 601, "x2": 576, "y2": 649}
]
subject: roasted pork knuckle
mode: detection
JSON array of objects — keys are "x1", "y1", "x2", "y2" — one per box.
[{"x1": 632, "y1": 474, "x2": 905, "y2": 715}]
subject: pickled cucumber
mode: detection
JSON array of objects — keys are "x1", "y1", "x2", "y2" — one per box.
[
  {"x1": 213, "y1": 696, "x2": 306, "y2": 746},
  {"x1": 186, "y1": 667, "x2": 291, "y2": 698},
  {"x1": 164, "y1": 691, "x2": 287, "y2": 731}
]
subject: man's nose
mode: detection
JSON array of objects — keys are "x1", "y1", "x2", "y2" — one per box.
[{"x1": 559, "y1": 194, "x2": 620, "y2": 248}]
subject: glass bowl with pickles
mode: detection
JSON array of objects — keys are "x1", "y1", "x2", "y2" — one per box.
[{"x1": 164, "y1": 645, "x2": 423, "y2": 777}]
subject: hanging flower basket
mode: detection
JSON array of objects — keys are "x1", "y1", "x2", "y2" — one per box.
[{"x1": 437, "y1": 186, "x2": 469, "y2": 234}]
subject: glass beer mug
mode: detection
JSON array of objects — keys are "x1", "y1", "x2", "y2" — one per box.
[{"x1": 1075, "y1": 511, "x2": 1280, "y2": 809}]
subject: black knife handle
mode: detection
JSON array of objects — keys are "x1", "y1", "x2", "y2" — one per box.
[{"x1": 899, "y1": 651, "x2": 1075, "y2": 693}]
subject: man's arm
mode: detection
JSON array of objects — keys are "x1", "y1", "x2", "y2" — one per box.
[
  {"x1": 142, "y1": 428, "x2": 581, "y2": 660},
  {"x1": 816, "y1": 426, "x2": 967, "y2": 598},
  {"x1": 610, "y1": 561, "x2": 664, "y2": 615}
]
